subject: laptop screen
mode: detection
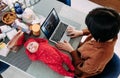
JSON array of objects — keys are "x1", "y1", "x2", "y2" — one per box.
[{"x1": 41, "y1": 8, "x2": 60, "y2": 39}]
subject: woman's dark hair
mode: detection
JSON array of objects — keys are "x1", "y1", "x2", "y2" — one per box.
[{"x1": 85, "y1": 8, "x2": 120, "y2": 42}]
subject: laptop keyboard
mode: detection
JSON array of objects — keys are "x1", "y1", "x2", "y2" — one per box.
[{"x1": 51, "y1": 22, "x2": 68, "y2": 42}]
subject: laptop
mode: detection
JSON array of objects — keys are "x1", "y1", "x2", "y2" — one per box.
[{"x1": 41, "y1": 8, "x2": 71, "y2": 43}]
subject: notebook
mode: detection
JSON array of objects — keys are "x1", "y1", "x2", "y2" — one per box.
[{"x1": 41, "y1": 8, "x2": 71, "y2": 43}]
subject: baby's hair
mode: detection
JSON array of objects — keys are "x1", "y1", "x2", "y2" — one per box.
[{"x1": 85, "y1": 7, "x2": 120, "y2": 42}]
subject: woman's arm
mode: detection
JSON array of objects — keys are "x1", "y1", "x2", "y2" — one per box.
[
  {"x1": 76, "y1": 52, "x2": 104, "y2": 77},
  {"x1": 70, "y1": 50, "x2": 83, "y2": 67},
  {"x1": 82, "y1": 28, "x2": 90, "y2": 35},
  {"x1": 56, "y1": 41, "x2": 83, "y2": 66},
  {"x1": 56, "y1": 40, "x2": 74, "y2": 52},
  {"x1": 67, "y1": 27, "x2": 90, "y2": 38}
]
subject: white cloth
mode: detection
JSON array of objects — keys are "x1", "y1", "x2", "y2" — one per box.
[
  {"x1": 0, "y1": 43, "x2": 10, "y2": 57},
  {"x1": 6, "y1": 29, "x2": 17, "y2": 40}
]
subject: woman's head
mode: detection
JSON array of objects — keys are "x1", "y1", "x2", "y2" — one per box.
[
  {"x1": 24, "y1": 38, "x2": 39, "y2": 53},
  {"x1": 85, "y1": 7, "x2": 120, "y2": 42}
]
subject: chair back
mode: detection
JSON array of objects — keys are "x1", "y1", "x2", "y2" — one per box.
[
  {"x1": 93, "y1": 53, "x2": 120, "y2": 78},
  {"x1": 58, "y1": 0, "x2": 71, "y2": 6},
  {"x1": 0, "y1": 61, "x2": 10, "y2": 74}
]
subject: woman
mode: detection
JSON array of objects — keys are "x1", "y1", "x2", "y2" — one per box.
[{"x1": 56, "y1": 7, "x2": 120, "y2": 78}]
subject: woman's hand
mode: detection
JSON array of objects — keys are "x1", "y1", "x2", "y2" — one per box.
[
  {"x1": 56, "y1": 40, "x2": 74, "y2": 53},
  {"x1": 67, "y1": 26, "x2": 83, "y2": 38}
]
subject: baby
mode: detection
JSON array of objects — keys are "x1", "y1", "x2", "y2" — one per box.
[{"x1": 24, "y1": 38, "x2": 74, "y2": 77}]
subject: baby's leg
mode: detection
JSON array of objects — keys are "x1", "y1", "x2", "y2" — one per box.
[
  {"x1": 48, "y1": 64, "x2": 74, "y2": 77},
  {"x1": 51, "y1": 46, "x2": 74, "y2": 72},
  {"x1": 59, "y1": 52, "x2": 75, "y2": 72}
]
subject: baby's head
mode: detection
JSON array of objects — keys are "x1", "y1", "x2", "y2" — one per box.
[
  {"x1": 24, "y1": 38, "x2": 39, "y2": 53},
  {"x1": 85, "y1": 8, "x2": 120, "y2": 42}
]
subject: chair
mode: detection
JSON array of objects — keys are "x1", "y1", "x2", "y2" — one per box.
[
  {"x1": 57, "y1": 0, "x2": 71, "y2": 6},
  {"x1": 93, "y1": 53, "x2": 120, "y2": 78},
  {"x1": 0, "y1": 61, "x2": 10, "y2": 78}
]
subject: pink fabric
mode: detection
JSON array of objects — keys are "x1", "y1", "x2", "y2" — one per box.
[{"x1": 24, "y1": 38, "x2": 74, "y2": 77}]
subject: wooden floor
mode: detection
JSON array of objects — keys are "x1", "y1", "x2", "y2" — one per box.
[{"x1": 89, "y1": 0, "x2": 120, "y2": 12}]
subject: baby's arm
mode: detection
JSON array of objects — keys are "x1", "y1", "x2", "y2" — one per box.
[
  {"x1": 52, "y1": 46, "x2": 74, "y2": 71},
  {"x1": 60, "y1": 52, "x2": 75, "y2": 71},
  {"x1": 34, "y1": 38, "x2": 48, "y2": 43}
]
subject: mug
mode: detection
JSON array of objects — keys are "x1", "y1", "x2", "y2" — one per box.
[{"x1": 31, "y1": 24, "x2": 41, "y2": 36}]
